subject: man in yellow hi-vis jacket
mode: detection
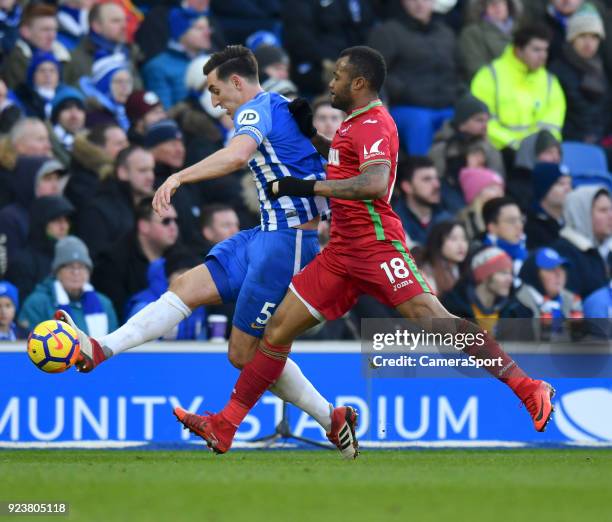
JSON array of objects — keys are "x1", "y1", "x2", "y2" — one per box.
[{"x1": 471, "y1": 24, "x2": 566, "y2": 151}]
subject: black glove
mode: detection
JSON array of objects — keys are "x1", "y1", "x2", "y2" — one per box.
[
  {"x1": 266, "y1": 178, "x2": 317, "y2": 200},
  {"x1": 288, "y1": 98, "x2": 317, "y2": 138}
]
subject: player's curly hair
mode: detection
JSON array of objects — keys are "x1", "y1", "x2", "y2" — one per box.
[
  {"x1": 203, "y1": 45, "x2": 259, "y2": 82},
  {"x1": 339, "y1": 46, "x2": 386, "y2": 93}
]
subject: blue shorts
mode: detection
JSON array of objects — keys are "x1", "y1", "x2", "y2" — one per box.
[{"x1": 205, "y1": 226, "x2": 319, "y2": 337}]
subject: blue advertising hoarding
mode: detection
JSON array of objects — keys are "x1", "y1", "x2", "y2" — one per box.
[{"x1": 1, "y1": 342, "x2": 611, "y2": 446}]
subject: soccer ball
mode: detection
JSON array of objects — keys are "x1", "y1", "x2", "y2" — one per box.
[{"x1": 27, "y1": 319, "x2": 81, "y2": 373}]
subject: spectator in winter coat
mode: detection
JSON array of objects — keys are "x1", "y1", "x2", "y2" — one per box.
[
  {"x1": 283, "y1": 0, "x2": 374, "y2": 95},
  {"x1": 552, "y1": 185, "x2": 612, "y2": 299},
  {"x1": 429, "y1": 93, "x2": 505, "y2": 213},
  {"x1": 14, "y1": 51, "x2": 63, "y2": 121},
  {"x1": 142, "y1": 8, "x2": 213, "y2": 109},
  {"x1": 525, "y1": 162, "x2": 572, "y2": 249},
  {"x1": 504, "y1": 247, "x2": 584, "y2": 339},
  {"x1": 369, "y1": 0, "x2": 458, "y2": 154},
  {"x1": 550, "y1": 6, "x2": 611, "y2": 143},
  {"x1": 6, "y1": 195, "x2": 74, "y2": 300},
  {"x1": 48, "y1": 86, "x2": 87, "y2": 165},
  {"x1": 457, "y1": 167, "x2": 505, "y2": 240},
  {"x1": 0, "y1": 0, "x2": 22, "y2": 55},
  {"x1": 0, "y1": 281, "x2": 27, "y2": 340},
  {"x1": 19, "y1": 235, "x2": 117, "y2": 335},
  {"x1": 471, "y1": 24, "x2": 566, "y2": 153},
  {"x1": 392, "y1": 156, "x2": 453, "y2": 248},
  {"x1": 125, "y1": 90, "x2": 166, "y2": 146},
  {"x1": 63, "y1": 2, "x2": 140, "y2": 88},
  {"x1": 80, "y1": 52, "x2": 133, "y2": 131},
  {"x1": 1, "y1": 3, "x2": 70, "y2": 90},
  {"x1": 459, "y1": 0, "x2": 524, "y2": 81},
  {"x1": 77, "y1": 145, "x2": 155, "y2": 258}
]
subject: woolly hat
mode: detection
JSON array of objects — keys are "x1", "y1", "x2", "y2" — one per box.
[
  {"x1": 245, "y1": 30, "x2": 281, "y2": 51},
  {"x1": 534, "y1": 129, "x2": 561, "y2": 157},
  {"x1": 0, "y1": 281, "x2": 19, "y2": 309},
  {"x1": 452, "y1": 94, "x2": 489, "y2": 128},
  {"x1": 26, "y1": 51, "x2": 60, "y2": 86},
  {"x1": 471, "y1": 247, "x2": 513, "y2": 284},
  {"x1": 52, "y1": 235, "x2": 93, "y2": 273},
  {"x1": 51, "y1": 86, "x2": 86, "y2": 123},
  {"x1": 185, "y1": 54, "x2": 211, "y2": 92},
  {"x1": 144, "y1": 119, "x2": 183, "y2": 149},
  {"x1": 125, "y1": 90, "x2": 162, "y2": 125},
  {"x1": 91, "y1": 52, "x2": 128, "y2": 97},
  {"x1": 567, "y1": 5, "x2": 605, "y2": 42},
  {"x1": 168, "y1": 7, "x2": 202, "y2": 42},
  {"x1": 531, "y1": 162, "x2": 570, "y2": 204},
  {"x1": 459, "y1": 167, "x2": 505, "y2": 205},
  {"x1": 35, "y1": 158, "x2": 67, "y2": 187},
  {"x1": 254, "y1": 45, "x2": 289, "y2": 70}
]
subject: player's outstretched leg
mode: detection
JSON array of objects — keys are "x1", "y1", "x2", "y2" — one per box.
[
  {"x1": 396, "y1": 293, "x2": 555, "y2": 432},
  {"x1": 61, "y1": 265, "x2": 221, "y2": 372}
]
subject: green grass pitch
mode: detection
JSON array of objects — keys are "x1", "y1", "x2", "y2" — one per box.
[{"x1": 1, "y1": 449, "x2": 610, "y2": 522}]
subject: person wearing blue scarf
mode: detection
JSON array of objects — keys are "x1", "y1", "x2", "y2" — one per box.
[
  {"x1": 57, "y1": 2, "x2": 89, "y2": 51},
  {"x1": 15, "y1": 51, "x2": 63, "y2": 120},
  {"x1": 18, "y1": 236, "x2": 117, "y2": 336},
  {"x1": 142, "y1": 8, "x2": 212, "y2": 109},
  {"x1": 79, "y1": 52, "x2": 132, "y2": 131},
  {"x1": 482, "y1": 196, "x2": 528, "y2": 286}
]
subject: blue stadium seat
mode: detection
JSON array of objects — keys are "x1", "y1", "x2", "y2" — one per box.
[
  {"x1": 571, "y1": 172, "x2": 612, "y2": 192},
  {"x1": 562, "y1": 141, "x2": 609, "y2": 175}
]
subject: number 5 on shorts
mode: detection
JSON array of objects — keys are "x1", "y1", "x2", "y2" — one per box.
[
  {"x1": 380, "y1": 257, "x2": 410, "y2": 284},
  {"x1": 255, "y1": 301, "x2": 277, "y2": 326}
]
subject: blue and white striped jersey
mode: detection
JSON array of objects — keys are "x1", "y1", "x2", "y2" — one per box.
[{"x1": 234, "y1": 91, "x2": 328, "y2": 231}]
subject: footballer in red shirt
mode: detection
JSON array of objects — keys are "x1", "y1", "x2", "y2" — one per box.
[{"x1": 174, "y1": 46, "x2": 556, "y2": 455}]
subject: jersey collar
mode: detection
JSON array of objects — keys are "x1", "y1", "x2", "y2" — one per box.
[{"x1": 344, "y1": 99, "x2": 383, "y2": 122}]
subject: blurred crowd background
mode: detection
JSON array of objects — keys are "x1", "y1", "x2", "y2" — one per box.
[{"x1": 0, "y1": 0, "x2": 610, "y2": 343}]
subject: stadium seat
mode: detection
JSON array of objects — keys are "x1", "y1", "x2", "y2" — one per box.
[
  {"x1": 562, "y1": 141, "x2": 609, "y2": 175},
  {"x1": 571, "y1": 171, "x2": 612, "y2": 192}
]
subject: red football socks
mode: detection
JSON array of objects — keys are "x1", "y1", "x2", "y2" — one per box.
[
  {"x1": 221, "y1": 337, "x2": 292, "y2": 427},
  {"x1": 458, "y1": 320, "x2": 532, "y2": 398}
]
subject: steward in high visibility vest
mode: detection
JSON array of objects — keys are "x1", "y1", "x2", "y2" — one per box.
[{"x1": 471, "y1": 24, "x2": 566, "y2": 151}]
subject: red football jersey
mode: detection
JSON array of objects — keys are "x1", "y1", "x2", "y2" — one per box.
[{"x1": 326, "y1": 100, "x2": 405, "y2": 246}]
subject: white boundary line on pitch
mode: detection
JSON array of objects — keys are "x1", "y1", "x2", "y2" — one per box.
[{"x1": 2, "y1": 440, "x2": 611, "y2": 449}]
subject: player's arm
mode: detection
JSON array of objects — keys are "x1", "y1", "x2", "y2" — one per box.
[
  {"x1": 288, "y1": 98, "x2": 331, "y2": 158},
  {"x1": 153, "y1": 134, "x2": 257, "y2": 213},
  {"x1": 267, "y1": 162, "x2": 390, "y2": 201}
]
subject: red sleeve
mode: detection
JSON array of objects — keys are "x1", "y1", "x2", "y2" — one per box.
[{"x1": 352, "y1": 122, "x2": 393, "y2": 172}]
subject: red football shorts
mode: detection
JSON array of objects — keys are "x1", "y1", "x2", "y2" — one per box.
[{"x1": 289, "y1": 240, "x2": 432, "y2": 321}]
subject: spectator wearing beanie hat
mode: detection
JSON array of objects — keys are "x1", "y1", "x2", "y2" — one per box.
[
  {"x1": 48, "y1": 86, "x2": 86, "y2": 161},
  {"x1": 442, "y1": 246, "x2": 514, "y2": 330},
  {"x1": 525, "y1": 162, "x2": 572, "y2": 249},
  {"x1": 550, "y1": 5, "x2": 610, "y2": 144},
  {"x1": 18, "y1": 235, "x2": 117, "y2": 335},
  {"x1": 125, "y1": 90, "x2": 166, "y2": 145},
  {"x1": 0, "y1": 280, "x2": 26, "y2": 340},
  {"x1": 79, "y1": 52, "x2": 133, "y2": 131},
  {"x1": 146, "y1": 119, "x2": 201, "y2": 245},
  {"x1": 142, "y1": 8, "x2": 212, "y2": 109},
  {"x1": 254, "y1": 44, "x2": 290, "y2": 84},
  {"x1": 14, "y1": 51, "x2": 64, "y2": 121},
  {"x1": 457, "y1": 167, "x2": 505, "y2": 241},
  {"x1": 6, "y1": 194, "x2": 74, "y2": 300},
  {"x1": 430, "y1": 93, "x2": 505, "y2": 213}
]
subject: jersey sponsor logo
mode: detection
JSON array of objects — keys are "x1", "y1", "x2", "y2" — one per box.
[
  {"x1": 237, "y1": 109, "x2": 260, "y2": 126},
  {"x1": 250, "y1": 322, "x2": 265, "y2": 330},
  {"x1": 362, "y1": 119, "x2": 378, "y2": 124},
  {"x1": 328, "y1": 148, "x2": 340, "y2": 166},
  {"x1": 363, "y1": 138, "x2": 385, "y2": 160},
  {"x1": 339, "y1": 124, "x2": 352, "y2": 136}
]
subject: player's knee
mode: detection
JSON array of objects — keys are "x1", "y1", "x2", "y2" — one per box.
[{"x1": 227, "y1": 342, "x2": 255, "y2": 369}]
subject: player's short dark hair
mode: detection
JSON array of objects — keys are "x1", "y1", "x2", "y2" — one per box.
[
  {"x1": 513, "y1": 23, "x2": 552, "y2": 48},
  {"x1": 482, "y1": 196, "x2": 519, "y2": 226},
  {"x1": 203, "y1": 45, "x2": 258, "y2": 82},
  {"x1": 115, "y1": 145, "x2": 145, "y2": 173},
  {"x1": 88, "y1": 123, "x2": 121, "y2": 148},
  {"x1": 398, "y1": 156, "x2": 435, "y2": 184},
  {"x1": 135, "y1": 197, "x2": 154, "y2": 223},
  {"x1": 339, "y1": 46, "x2": 386, "y2": 93},
  {"x1": 200, "y1": 204, "x2": 234, "y2": 229}
]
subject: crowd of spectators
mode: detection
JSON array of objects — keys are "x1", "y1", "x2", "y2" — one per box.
[{"x1": 0, "y1": 0, "x2": 610, "y2": 343}]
